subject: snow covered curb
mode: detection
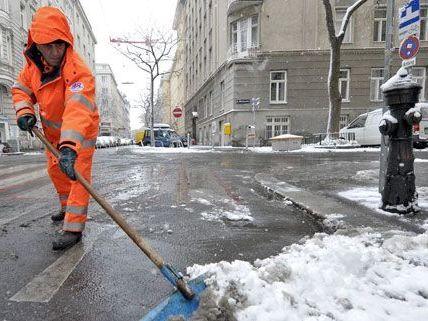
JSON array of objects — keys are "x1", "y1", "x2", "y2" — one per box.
[{"x1": 187, "y1": 231, "x2": 428, "y2": 321}]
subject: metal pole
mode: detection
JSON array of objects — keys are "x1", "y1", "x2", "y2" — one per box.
[
  {"x1": 245, "y1": 126, "x2": 249, "y2": 150},
  {"x1": 252, "y1": 102, "x2": 256, "y2": 148},
  {"x1": 379, "y1": 0, "x2": 395, "y2": 193},
  {"x1": 150, "y1": 77, "x2": 155, "y2": 147},
  {"x1": 187, "y1": 132, "x2": 190, "y2": 149}
]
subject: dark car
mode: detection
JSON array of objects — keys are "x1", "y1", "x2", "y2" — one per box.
[
  {"x1": 0, "y1": 142, "x2": 12, "y2": 153},
  {"x1": 142, "y1": 129, "x2": 171, "y2": 147},
  {"x1": 179, "y1": 135, "x2": 188, "y2": 147}
]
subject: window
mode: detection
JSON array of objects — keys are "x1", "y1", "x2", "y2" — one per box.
[
  {"x1": 204, "y1": 95, "x2": 208, "y2": 118},
  {"x1": 30, "y1": 5, "x2": 36, "y2": 18},
  {"x1": 0, "y1": 28, "x2": 12, "y2": 64},
  {"x1": 422, "y1": 8, "x2": 428, "y2": 40},
  {"x1": 339, "y1": 69, "x2": 350, "y2": 101},
  {"x1": 370, "y1": 68, "x2": 384, "y2": 101},
  {"x1": 265, "y1": 116, "x2": 289, "y2": 139},
  {"x1": 230, "y1": 15, "x2": 258, "y2": 54},
  {"x1": 413, "y1": 67, "x2": 426, "y2": 101},
  {"x1": 20, "y1": 3, "x2": 27, "y2": 29},
  {"x1": 101, "y1": 75, "x2": 107, "y2": 83},
  {"x1": 0, "y1": 85, "x2": 7, "y2": 114},
  {"x1": 347, "y1": 114, "x2": 367, "y2": 129},
  {"x1": 335, "y1": 9, "x2": 352, "y2": 43},
  {"x1": 373, "y1": 8, "x2": 386, "y2": 42},
  {"x1": 270, "y1": 71, "x2": 287, "y2": 103},
  {"x1": 340, "y1": 115, "x2": 349, "y2": 129},
  {"x1": 220, "y1": 81, "x2": 225, "y2": 108},
  {"x1": 209, "y1": 90, "x2": 213, "y2": 115},
  {"x1": 0, "y1": 0, "x2": 9, "y2": 12}
]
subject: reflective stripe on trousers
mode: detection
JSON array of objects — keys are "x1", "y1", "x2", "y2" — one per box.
[{"x1": 46, "y1": 147, "x2": 95, "y2": 232}]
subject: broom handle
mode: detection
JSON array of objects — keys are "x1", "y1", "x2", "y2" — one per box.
[{"x1": 32, "y1": 127, "x2": 194, "y2": 299}]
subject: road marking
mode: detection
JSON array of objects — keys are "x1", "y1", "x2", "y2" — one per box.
[
  {"x1": 9, "y1": 224, "x2": 105, "y2": 303},
  {"x1": 0, "y1": 168, "x2": 46, "y2": 189},
  {"x1": 0, "y1": 164, "x2": 44, "y2": 177}
]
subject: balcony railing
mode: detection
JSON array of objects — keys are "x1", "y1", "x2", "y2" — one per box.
[
  {"x1": 227, "y1": 0, "x2": 263, "y2": 15},
  {"x1": 227, "y1": 43, "x2": 260, "y2": 60}
]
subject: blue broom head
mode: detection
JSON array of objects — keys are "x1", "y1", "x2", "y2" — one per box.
[{"x1": 141, "y1": 276, "x2": 207, "y2": 321}]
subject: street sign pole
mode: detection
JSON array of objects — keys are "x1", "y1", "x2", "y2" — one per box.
[
  {"x1": 251, "y1": 97, "x2": 260, "y2": 148},
  {"x1": 379, "y1": 0, "x2": 396, "y2": 194}
]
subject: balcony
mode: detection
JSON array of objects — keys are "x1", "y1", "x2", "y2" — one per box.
[
  {"x1": 227, "y1": 43, "x2": 260, "y2": 61},
  {"x1": 227, "y1": 0, "x2": 263, "y2": 15}
]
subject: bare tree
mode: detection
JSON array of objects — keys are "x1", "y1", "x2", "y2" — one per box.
[
  {"x1": 111, "y1": 28, "x2": 177, "y2": 146},
  {"x1": 322, "y1": 0, "x2": 369, "y2": 140}
]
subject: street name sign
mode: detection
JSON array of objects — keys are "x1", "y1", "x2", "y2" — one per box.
[
  {"x1": 236, "y1": 99, "x2": 251, "y2": 104},
  {"x1": 399, "y1": 0, "x2": 420, "y2": 42},
  {"x1": 172, "y1": 106, "x2": 183, "y2": 118},
  {"x1": 402, "y1": 57, "x2": 417, "y2": 67}
]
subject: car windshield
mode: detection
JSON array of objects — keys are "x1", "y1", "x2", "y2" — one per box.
[{"x1": 154, "y1": 129, "x2": 170, "y2": 138}]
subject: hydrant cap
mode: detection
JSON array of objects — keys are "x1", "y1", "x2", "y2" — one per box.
[{"x1": 381, "y1": 66, "x2": 421, "y2": 93}]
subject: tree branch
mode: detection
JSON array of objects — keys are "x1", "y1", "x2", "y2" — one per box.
[{"x1": 338, "y1": 0, "x2": 369, "y2": 41}]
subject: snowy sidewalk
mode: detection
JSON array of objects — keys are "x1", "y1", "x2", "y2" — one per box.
[{"x1": 255, "y1": 173, "x2": 427, "y2": 235}]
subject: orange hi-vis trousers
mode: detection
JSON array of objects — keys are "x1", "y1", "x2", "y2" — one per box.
[{"x1": 46, "y1": 147, "x2": 95, "y2": 232}]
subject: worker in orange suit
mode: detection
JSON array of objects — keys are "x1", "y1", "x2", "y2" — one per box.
[{"x1": 12, "y1": 7, "x2": 99, "y2": 250}]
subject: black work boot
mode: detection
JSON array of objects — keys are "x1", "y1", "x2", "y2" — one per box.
[
  {"x1": 52, "y1": 231, "x2": 82, "y2": 250},
  {"x1": 51, "y1": 209, "x2": 65, "y2": 222}
]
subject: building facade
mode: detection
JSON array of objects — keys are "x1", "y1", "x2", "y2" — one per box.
[
  {"x1": 169, "y1": 0, "x2": 187, "y2": 136},
  {"x1": 172, "y1": 0, "x2": 428, "y2": 146},
  {"x1": 0, "y1": 0, "x2": 96, "y2": 150},
  {"x1": 95, "y1": 63, "x2": 131, "y2": 138}
]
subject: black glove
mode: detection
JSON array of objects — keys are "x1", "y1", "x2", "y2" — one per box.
[
  {"x1": 58, "y1": 147, "x2": 77, "y2": 181},
  {"x1": 17, "y1": 114, "x2": 36, "y2": 132}
]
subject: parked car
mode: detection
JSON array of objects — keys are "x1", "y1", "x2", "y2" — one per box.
[
  {"x1": 413, "y1": 103, "x2": 428, "y2": 149},
  {"x1": 339, "y1": 106, "x2": 428, "y2": 149},
  {"x1": 179, "y1": 135, "x2": 188, "y2": 147},
  {"x1": 339, "y1": 109, "x2": 382, "y2": 146},
  {"x1": 169, "y1": 130, "x2": 184, "y2": 147},
  {"x1": 0, "y1": 142, "x2": 11, "y2": 153},
  {"x1": 142, "y1": 128, "x2": 172, "y2": 147}
]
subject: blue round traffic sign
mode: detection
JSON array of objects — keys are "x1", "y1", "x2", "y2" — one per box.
[{"x1": 399, "y1": 35, "x2": 420, "y2": 60}]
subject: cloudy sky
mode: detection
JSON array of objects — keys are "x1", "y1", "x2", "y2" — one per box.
[{"x1": 79, "y1": 0, "x2": 178, "y2": 130}]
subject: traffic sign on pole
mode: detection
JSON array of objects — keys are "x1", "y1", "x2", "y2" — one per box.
[
  {"x1": 172, "y1": 106, "x2": 182, "y2": 118},
  {"x1": 399, "y1": 35, "x2": 420, "y2": 60},
  {"x1": 399, "y1": 0, "x2": 420, "y2": 42}
]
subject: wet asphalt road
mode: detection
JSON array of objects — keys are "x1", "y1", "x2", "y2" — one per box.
[
  {"x1": 2, "y1": 146, "x2": 427, "y2": 321},
  {"x1": 0, "y1": 147, "x2": 320, "y2": 321}
]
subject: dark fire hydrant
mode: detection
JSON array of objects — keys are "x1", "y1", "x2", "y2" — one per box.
[{"x1": 379, "y1": 67, "x2": 422, "y2": 214}]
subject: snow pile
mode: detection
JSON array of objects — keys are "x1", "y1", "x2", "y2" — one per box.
[
  {"x1": 188, "y1": 231, "x2": 428, "y2": 321},
  {"x1": 201, "y1": 199, "x2": 253, "y2": 222},
  {"x1": 381, "y1": 66, "x2": 419, "y2": 92},
  {"x1": 132, "y1": 146, "x2": 212, "y2": 154},
  {"x1": 353, "y1": 169, "x2": 378, "y2": 182},
  {"x1": 192, "y1": 198, "x2": 213, "y2": 206},
  {"x1": 338, "y1": 186, "x2": 428, "y2": 218}
]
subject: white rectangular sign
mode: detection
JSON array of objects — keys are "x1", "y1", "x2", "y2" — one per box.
[
  {"x1": 402, "y1": 57, "x2": 416, "y2": 67},
  {"x1": 399, "y1": 0, "x2": 420, "y2": 41}
]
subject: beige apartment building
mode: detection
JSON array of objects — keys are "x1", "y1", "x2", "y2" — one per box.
[
  {"x1": 95, "y1": 63, "x2": 131, "y2": 138},
  {"x1": 170, "y1": 0, "x2": 428, "y2": 146},
  {"x1": 0, "y1": 0, "x2": 96, "y2": 150}
]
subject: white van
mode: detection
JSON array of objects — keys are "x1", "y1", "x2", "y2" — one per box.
[
  {"x1": 339, "y1": 105, "x2": 428, "y2": 148},
  {"x1": 413, "y1": 103, "x2": 428, "y2": 149},
  {"x1": 339, "y1": 108, "x2": 382, "y2": 146}
]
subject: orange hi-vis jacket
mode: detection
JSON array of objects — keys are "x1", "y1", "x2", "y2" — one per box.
[
  {"x1": 12, "y1": 7, "x2": 99, "y2": 232},
  {"x1": 12, "y1": 7, "x2": 99, "y2": 153}
]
